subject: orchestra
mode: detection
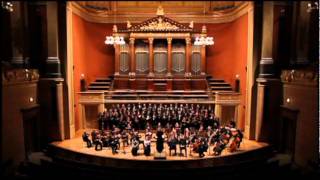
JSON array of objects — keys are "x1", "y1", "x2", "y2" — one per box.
[{"x1": 82, "y1": 103, "x2": 243, "y2": 157}]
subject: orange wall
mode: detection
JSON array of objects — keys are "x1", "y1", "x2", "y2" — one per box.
[
  {"x1": 72, "y1": 13, "x2": 115, "y2": 131},
  {"x1": 201, "y1": 14, "x2": 248, "y2": 129},
  {"x1": 72, "y1": 13, "x2": 248, "y2": 131},
  {"x1": 73, "y1": 13, "x2": 86, "y2": 131}
]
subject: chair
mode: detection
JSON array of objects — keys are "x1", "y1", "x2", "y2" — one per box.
[
  {"x1": 179, "y1": 139, "x2": 187, "y2": 157},
  {"x1": 168, "y1": 140, "x2": 177, "y2": 156}
]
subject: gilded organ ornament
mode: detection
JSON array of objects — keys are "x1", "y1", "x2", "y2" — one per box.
[{"x1": 139, "y1": 17, "x2": 179, "y2": 31}]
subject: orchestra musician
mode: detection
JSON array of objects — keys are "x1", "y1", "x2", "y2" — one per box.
[{"x1": 88, "y1": 103, "x2": 244, "y2": 158}]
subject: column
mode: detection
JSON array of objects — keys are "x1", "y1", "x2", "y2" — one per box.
[
  {"x1": 214, "y1": 104, "x2": 222, "y2": 120},
  {"x1": 129, "y1": 37, "x2": 135, "y2": 76},
  {"x1": 79, "y1": 104, "x2": 86, "y2": 129},
  {"x1": 56, "y1": 82, "x2": 65, "y2": 140},
  {"x1": 47, "y1": 1, "x2": 63, "y2": 140},
  {"x1": 255, "y1": 80, "x2": 266, "y2": 141},
  {"x1": 167, "y1": 37, "x2": 172, "y2": 77},
  {"x1": 66, "y1": 2, "x2": 75, "y2": 138},
  {"x1": 234, "y1": 105, "x2": 241, "y2": 129},
  {"x1": 185, "y1": 37, "x2": 191, "y2": 77},
  {"x1": 114, "y1": 44, "x2": 120, "y2": 76},
  {"x1": 9, "y1": 2, "x2": 26, "y2": 67},
  {"x1": 148, "y1": 37, "x2": 154, "y2": 77},
  {"x1": 45, "y1": 1, "x2": 61, "y2": 78},
  {"x1": 255, "y1": 1, "x2": 281, "y2": 142},
  {"x1": 98, "y1": 104, "x2": 105, "y2": 114},
  {"x1": 38, "y1": 1, "x2": 65, "y2": 141},
  {"x1": 259, "y1": 1, "x2": 274, "y2": 78},
  {"x1": 98, "y1": 93, "x2": 105, "y2": 113},
  {"x1": 200, "y1": 44, "x2": 206, "y2": 76},
  {"x1": 245, "y1": 2, "x2": 261, "y2": 140}
]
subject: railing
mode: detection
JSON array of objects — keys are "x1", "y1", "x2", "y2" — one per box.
[
  {"x1": 78, "y1": 92, "x2": 104, "y2": 104},
  {"x1": 215, "y1": 92, "x2": 241, "y2": 105}
]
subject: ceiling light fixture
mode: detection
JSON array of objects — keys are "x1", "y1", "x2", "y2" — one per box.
[
  {"x1": 194, "y1": 3, "x2": 214, "y2": 46},
  {"x1": 307, "y1": 2, "x2": 318, "y2": 13},
  {"x1": 104, "y1": 8, "x2": 125, "y2": 45},
  {"x1": 1, "y1": 1, "x2": 13, "y2": 12}
]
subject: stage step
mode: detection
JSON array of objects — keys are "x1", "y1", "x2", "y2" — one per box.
[
  {"x1": 210, "y1": 90, "x2": 234, "y2": 93},
  {"x1": 88, "y1": 90, "x2": 110, "y2": 93},
  {"x1": 209, "y1": 82, "x2": 230, "y2": 86},
  {"x1": 206, "y1": 76, "x2": 233, "y2": 93},
  {"x1": 95, "y1": 78, "x2": 112, "y2": 82},
  {"x1": 154, "y1": 83, "x2": 167, "y2": 86},
  {"x1": 112, "y1": 94, "x2": 137, "y2": 97},
  {"x1": 88, "y1": 85, "x2": 110, "y2": 90},
  {"x1": 207, "y1": 79, "x2": 225, "y2": 83},
  {"x1": 211, "y1": 86, "x2": 233, "y2": 90},
  {"x1": 90, "y1": 82, "x2": 111, "y2": 86}
]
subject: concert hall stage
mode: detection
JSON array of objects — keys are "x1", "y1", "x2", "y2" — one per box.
[{"x1": 48, "y1": 130, "x2": 273, "y2": 170}]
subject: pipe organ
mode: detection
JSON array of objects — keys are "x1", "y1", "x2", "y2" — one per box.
[{"x1": 110, "y1": 8, "x2": 209, "y2": 91}]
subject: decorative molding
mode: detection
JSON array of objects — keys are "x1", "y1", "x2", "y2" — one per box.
[
  {"x1": 259, "y1": 57, "x2": 274, "y2": 64},
  {"x1": 192, "y1": 45, "x2": 201, "y2": 53},
  {"x1": 172, "y1": 43, "x2": 185, "y2": 53},
  {"x1": 2, "y1": 69, "x2": 39, "y2": 85},
  {"x1": 135, "y1": 43, "x2": 148, "y2": 53},
  {"x1": 148, "y1": 37, "x2": 154, "y2": 44},
  {"x1": 78, "y1": 92, "x2": 104, "y2": 104},
  {"x1": 130, "y1": 32, "x2": 190, "y2": 39},
  {"x1": 185, "y1": 37, "x2": 191, "y2": 45},
  {"x1": 124, "y1": 15, "x2": 193, "y2": 32},
  {"x1": 215, "y1": 93, "x2": 241, "y2": 105},
  {"x1": 70, "y1": 2, "x2": 250, "y2": 24},
  {"x1": 129, "y1": 37, "x2": 135, "y2": 44},
  {"x1": 280, "y1": 70, "x2": 318, "y2": 86},
  {"x1": 120, "y1": 44, "x2": 129, "y2": 53}
]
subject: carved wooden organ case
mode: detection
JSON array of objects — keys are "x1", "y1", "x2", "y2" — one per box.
[{"x1": 112, "y1": 11, "x2": 208, "y2": 79}]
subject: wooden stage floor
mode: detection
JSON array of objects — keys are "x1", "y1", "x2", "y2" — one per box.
[{"x1": 51, "y1": 130, "x2": 269, "y2": 161}]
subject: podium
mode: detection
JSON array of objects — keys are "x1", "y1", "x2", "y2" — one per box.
[{"x1": 154, "y1": 151, "x2": 166, "y2": 160}]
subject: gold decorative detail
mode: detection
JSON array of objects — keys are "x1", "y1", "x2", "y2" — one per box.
[
  {"x1": 148, "y1": 37, "x2": 154, "y2": 44},
  {"x1": 281, "y1": 69, "x2": 318, "y2": 85},
  {"x1": 189, "y1": 21, "x2": 194, "y2": 28},
  {"x1": 127, "y1": 21, "x2": 132, "y2": 28},
  {"x1": 185, "y1": 37, "x2": 191, "y2": 45},
  {"x1": 113, "y1": 25, "x2": 118, "y2": 32},
  {"x1": 139, "y1": 17, "x2": 179, "y2": 31},
  {"x1": 130, "y1": 32, "x2": 190, "y2": 38},
  {"x1": 201, "y1": 25, "x2": 207, "y2": 33},
  {"x1": 167, "y1": 37, "x2": 172, "y2": 44},
  {"x1": 2, "y1": 69, "x2": 39, "y2": 85},
  {"x1": 120, "y1": 43, "x2": 129, "y2": 52},
  {"x1": 156, "y1": 6, "x2": 164, "y2": 16},
  {"x1": 129, "y1": 37, "x2": 135, "y2": 44}
]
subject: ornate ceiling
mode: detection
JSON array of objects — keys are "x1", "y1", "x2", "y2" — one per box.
[{"x1": 69, "y1": 1, "x2": 251, "y2": 24}]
